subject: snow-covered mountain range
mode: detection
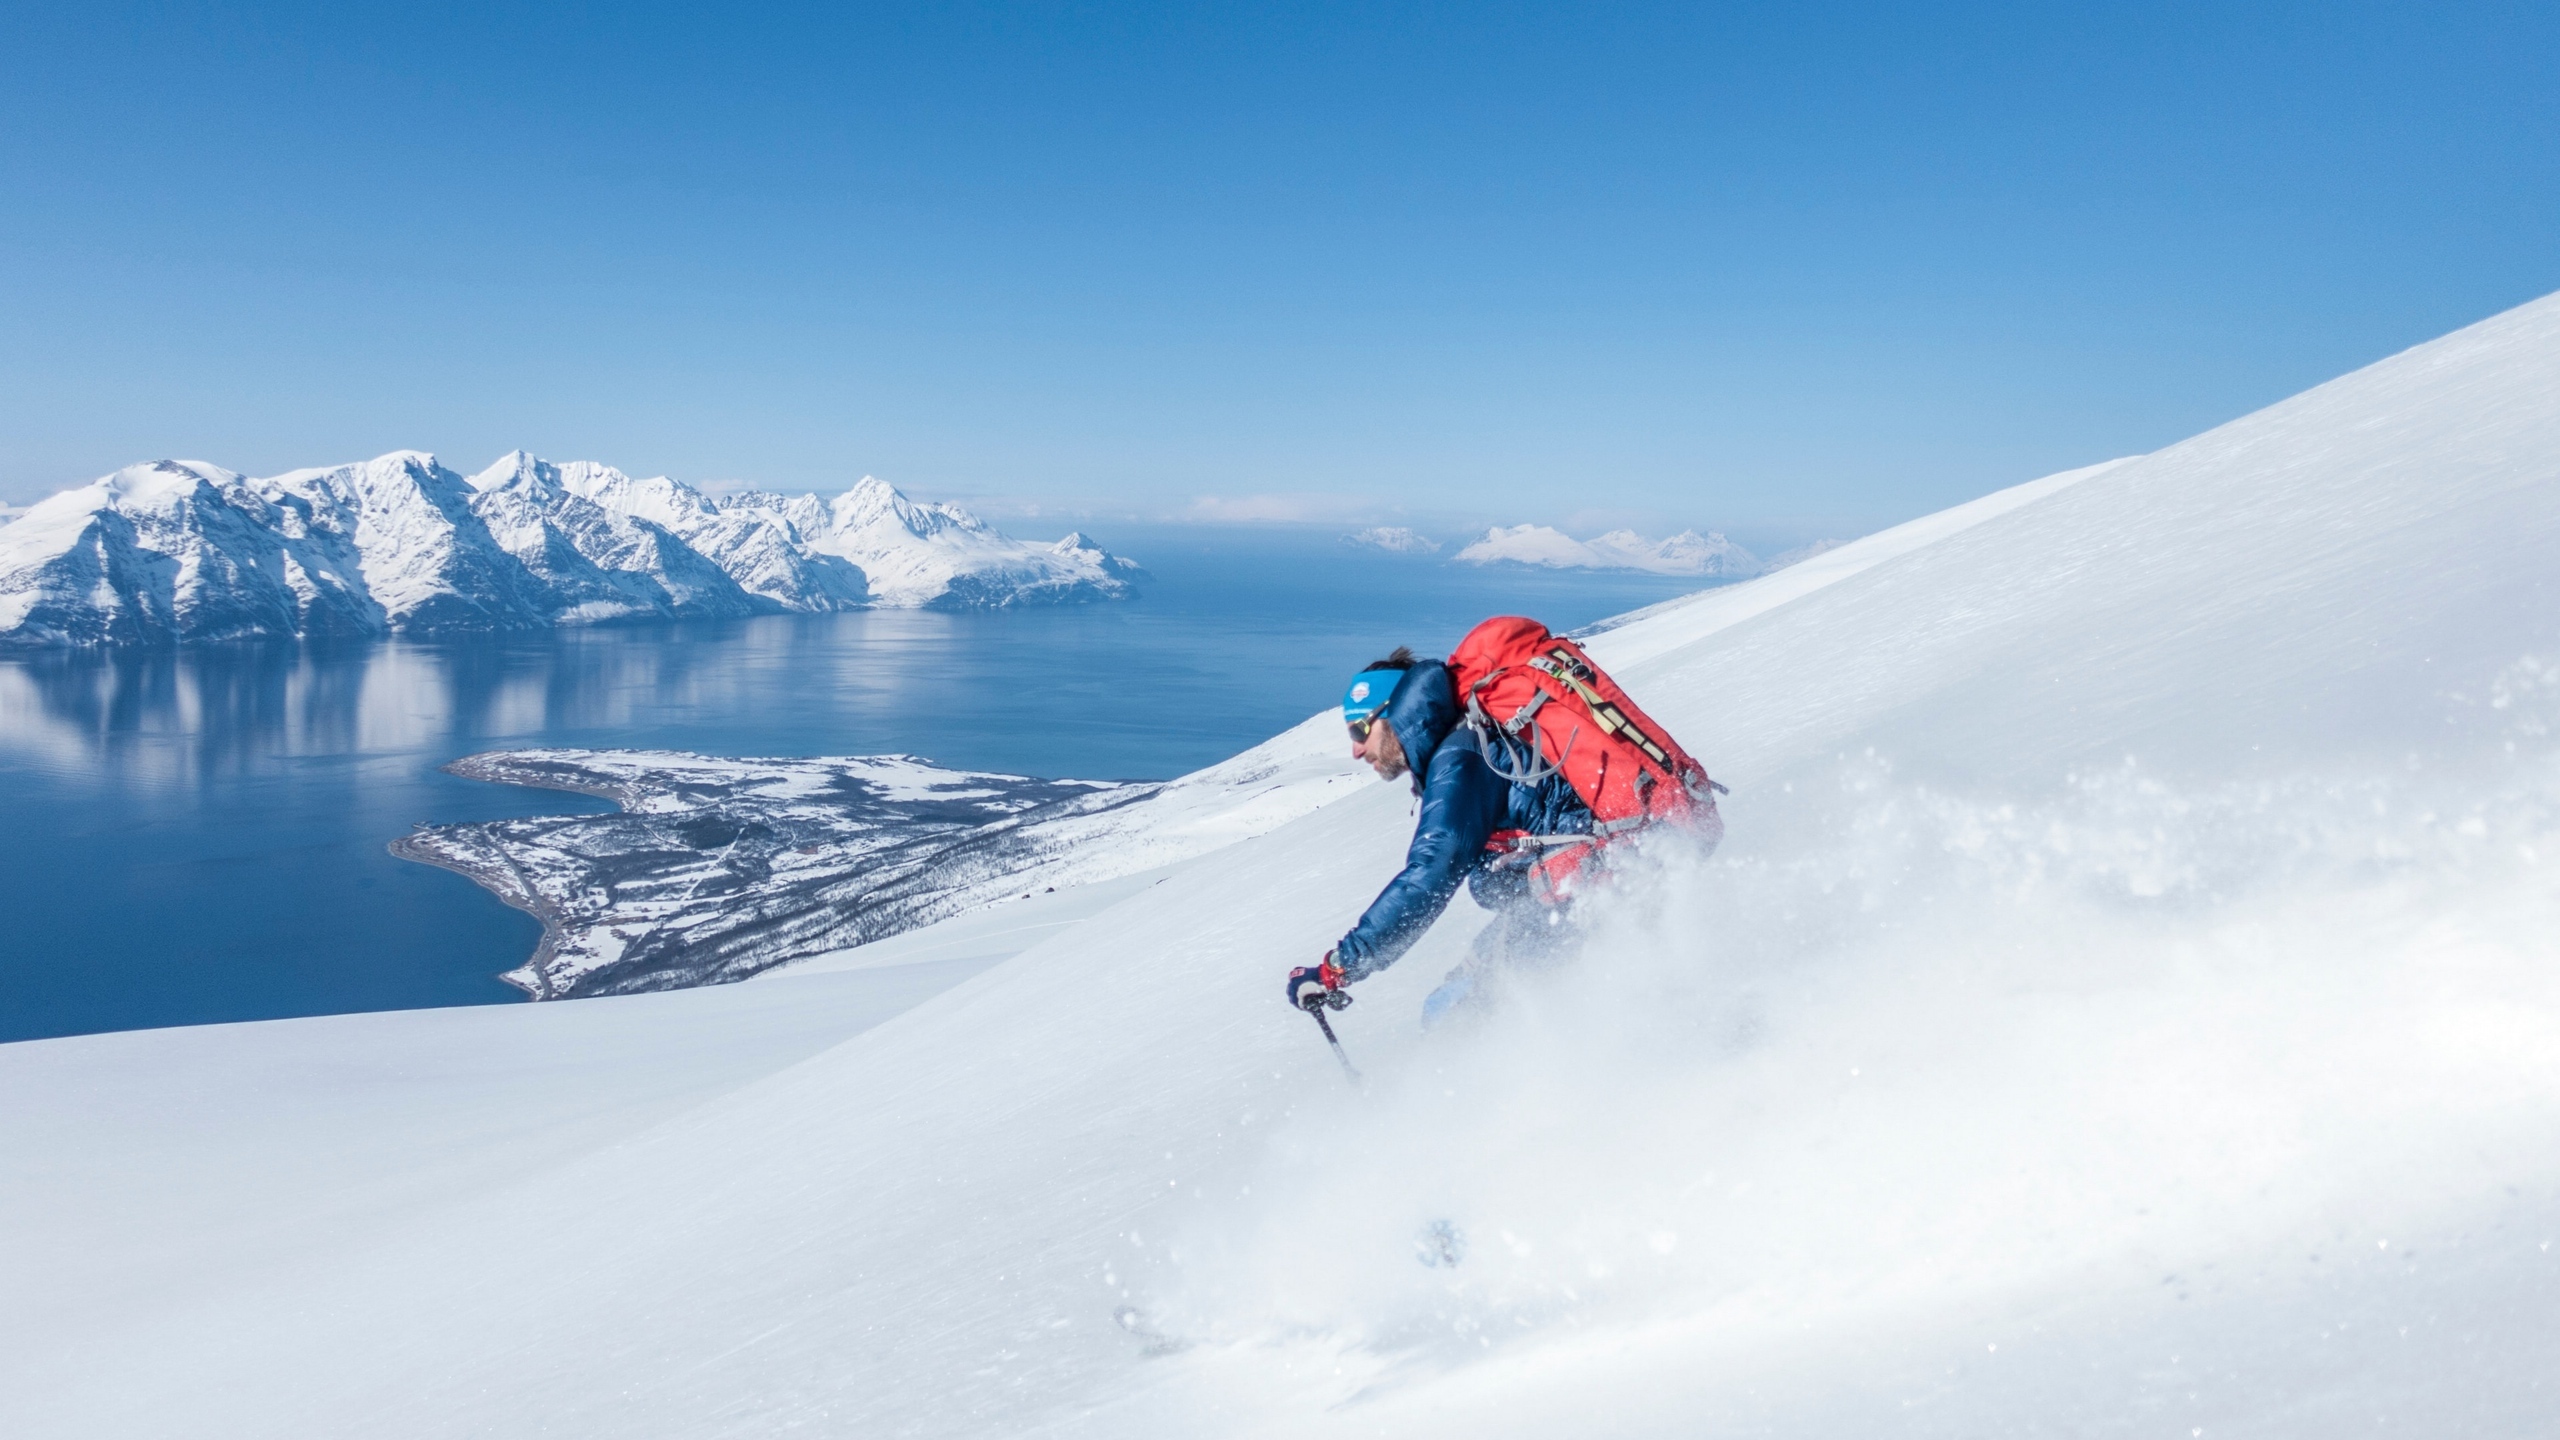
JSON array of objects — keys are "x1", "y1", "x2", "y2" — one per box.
[
  {"x1": 0, "y1": 453, "x2": 1141, "y2": 645},
  {"x1": 1455, "y1": 522, "x2": 1763, "y2": 576}
]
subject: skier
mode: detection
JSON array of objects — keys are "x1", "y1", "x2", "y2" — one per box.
[{"x1": 1286, "y1": 622, "x2": 1719, "y2": 1029}]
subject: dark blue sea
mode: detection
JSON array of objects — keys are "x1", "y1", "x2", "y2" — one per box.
[{"x1": 0, "y1": 527, "x2": 1712, "y2": 1042}]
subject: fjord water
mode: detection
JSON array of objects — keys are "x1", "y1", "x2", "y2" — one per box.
[{"x1": 0, "y1": 527, "x2": 1711, "y2": 1042}]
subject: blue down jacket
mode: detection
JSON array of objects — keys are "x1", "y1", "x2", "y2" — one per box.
[{"x1": 1331, "y1": 660, "x2": 1591, "y2": 982}]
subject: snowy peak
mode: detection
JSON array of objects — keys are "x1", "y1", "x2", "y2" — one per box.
[
  {"x1": 466, "y1": 450, "x2": 569, "y2": 501},
  {"x1": 1052, "y1": 531, "x2": 1147, "y2": 580},
  {"x1": 102, "y1": 458, "x2": 248, "y2": 507},
  {"x1": 463, "y1": 454, "x2": 762, "y2": 624},
  {"x1": 0, "y1": 457, "x2": 385, "y2": 645},
  {"x1": 798, "y1": 476, "x2": 1142, "y2": 609},
  {"x1": 268, "y1": 450, "x2": 462, "y2": 514},
  {"x1": 828, "y1": 474, "x2": 979, "y2": 541},
  {"x1": 559, "y1": 461, "x2": 728, "y2": 535},
  {"x1": 255, "y1": 452, "x2": 548, "y2": 632}
]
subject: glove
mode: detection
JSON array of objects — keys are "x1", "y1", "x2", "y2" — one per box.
[{"x1": 1286, "y1": 956, "x2": 1349, "y2": 1012}]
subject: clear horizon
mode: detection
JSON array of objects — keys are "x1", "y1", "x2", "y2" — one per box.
[{"x1": 5, "y1": 3, "x2": 2555, "y2": 542}]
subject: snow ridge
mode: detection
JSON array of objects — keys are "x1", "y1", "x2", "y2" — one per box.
[{"x1": 0, "y1": 454, "x2": 1141, "y2": 645}]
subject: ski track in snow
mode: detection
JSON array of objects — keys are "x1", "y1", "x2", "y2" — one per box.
[{"x1": 11, "y1": 290, "x2": 2560, "y2": 1436}]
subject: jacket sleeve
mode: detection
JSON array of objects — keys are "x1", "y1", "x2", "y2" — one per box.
[{"x1": 1332, "y1": 741, "x2": 1508, "y2": 981}]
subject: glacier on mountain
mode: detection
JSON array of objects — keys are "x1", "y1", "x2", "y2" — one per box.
[
  {"x1": 0, "y1": 453, "x2": 1139, "y2": 645},
  {"x1": 1457, "y1": 522, "x2": 1762, "y2": 576}
]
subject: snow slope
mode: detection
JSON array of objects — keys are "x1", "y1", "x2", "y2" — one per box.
[
  {"x1": 507, "y1": 455, "x2": 879, "y2": 614},
  {"x1": 10, "y1": 291, "x2": 2560, "y2": 1437},
  {"x1": 0, "y1": 454, "x2": 1138, "y2": 644},
  {"x1": 462, "y1": 453, "x2": 766, "y2": 621},
  {"x1": 0, "y1": 460, "x2": 384, "y2": 643}
]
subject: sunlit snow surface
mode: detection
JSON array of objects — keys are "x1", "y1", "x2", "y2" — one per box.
[{"x1": 10, "y1": 291, "x2": 2560, "y2": 1436}]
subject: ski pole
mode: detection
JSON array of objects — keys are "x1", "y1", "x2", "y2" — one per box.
[{"x1": 1301, "y1": 993, "x2": 1364, "y2": 1087}]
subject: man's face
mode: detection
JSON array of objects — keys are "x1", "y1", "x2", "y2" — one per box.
[{"x1": 1354, "y1": 716, "x2": 1408, "y2": 781}]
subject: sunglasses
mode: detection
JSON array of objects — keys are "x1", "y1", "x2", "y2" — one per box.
[{"x1": 1348, "y1": 716, "x2": 1378, "y2": 744}]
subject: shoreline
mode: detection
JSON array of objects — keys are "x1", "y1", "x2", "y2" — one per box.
[
  {"x1": 387, "y1": 821, "x2": 572, "y2": 1001},
  {"x1": 386, "y1": 747, "x2": 1168, "y2": 1000}
]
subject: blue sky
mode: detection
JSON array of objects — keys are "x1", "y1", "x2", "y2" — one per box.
[{"x1": 3, "y1": 2, "x2": 2554, "y2": 545}]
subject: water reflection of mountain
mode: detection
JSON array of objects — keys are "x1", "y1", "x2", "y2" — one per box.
[
  {"x1": 3, "y1": 641, "x2": 453, "y2": 784},
  {"x1": 0, "y1": 614, "x2": 1003, "y2": 788},
  {"x1": 0, "y1": 643, "x2": 373, "y2": 785}
]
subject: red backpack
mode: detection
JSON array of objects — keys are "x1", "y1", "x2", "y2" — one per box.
[{"x1": 1445, "y1": 616, "x2": 1723, "y2": 842}]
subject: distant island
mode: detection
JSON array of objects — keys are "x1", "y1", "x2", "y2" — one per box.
[
  {"x1": 1342, "y1": 525, "x2": 1443, "y2": 554},
  {"x1": 1345, "y1": 521, "x2": 1840, "y2": 577},
  {"x1": 0, "y1": 452, "x2": 1143, "y2": 646},
  {"x1": 1456, "y1": 523, "x2": 1762, "y2": 577}
]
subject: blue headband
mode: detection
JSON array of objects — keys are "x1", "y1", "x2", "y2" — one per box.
[{"x1": 1342, "y1": 668, "x2": 1407, "y2": 725}]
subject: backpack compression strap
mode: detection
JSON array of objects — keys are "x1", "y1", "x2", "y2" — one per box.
[{"x1": 1525, "y1": 646, "x2": 1679, "y2": 773}]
